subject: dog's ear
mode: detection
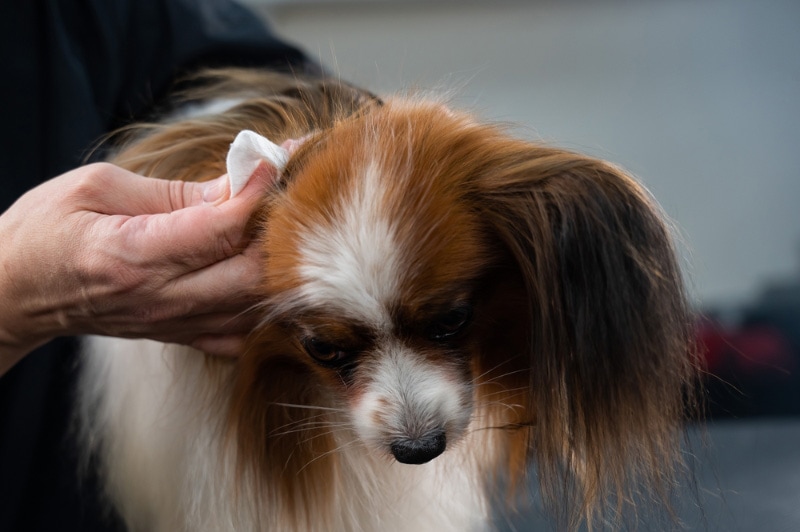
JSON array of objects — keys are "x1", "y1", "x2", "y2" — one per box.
[{"x1": 476, "y1": 143, "x2": 697, "y2": 524}]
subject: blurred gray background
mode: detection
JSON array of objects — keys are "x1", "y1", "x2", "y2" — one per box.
[
  {"x1": 248, "y1": 0, "x2": 800, "y2": 310},
  {"x1": 243, "y1": 1, "x2": 800, "y2": 530}
]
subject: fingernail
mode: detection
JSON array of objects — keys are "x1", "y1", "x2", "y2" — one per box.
[{"x1": 203, "y1": 176, "x2": 229, "y2": 203}]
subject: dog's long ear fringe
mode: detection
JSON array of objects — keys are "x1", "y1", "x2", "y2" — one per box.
[{"x1": 477, "y1": 145, "x2": 698, "y2": 528}]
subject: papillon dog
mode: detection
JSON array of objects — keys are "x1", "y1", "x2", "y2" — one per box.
[{"x1": 78, "y1": 70, "x2": 697, "y2": 531}]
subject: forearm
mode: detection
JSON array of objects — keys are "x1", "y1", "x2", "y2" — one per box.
[{"x1": 0, "y1": 194, "x2": 72, "y2": 375}]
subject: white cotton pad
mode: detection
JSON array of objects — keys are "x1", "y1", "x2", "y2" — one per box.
[{"x1": 226, "y1": 130, "x2": 289, "y2": 197}]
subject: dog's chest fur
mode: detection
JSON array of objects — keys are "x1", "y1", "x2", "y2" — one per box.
[{"x1": 79, "y1": 336, "x2": 493, "y2": 532}]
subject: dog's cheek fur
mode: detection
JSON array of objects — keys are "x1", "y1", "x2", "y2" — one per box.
[{"x1": 228, "y1": 325, "x2": 340, "y2": 526}]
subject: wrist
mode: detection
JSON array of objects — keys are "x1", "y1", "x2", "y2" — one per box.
[
  {"x1": 0, "y1": 254, "x2": 54, "y2": 376},
  {"x1": 0, "y1": 311, "x2": 51, "y2": 376}
]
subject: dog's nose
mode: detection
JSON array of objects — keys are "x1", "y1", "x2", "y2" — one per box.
[{"x1": 390, "y1": 430, "x2": 447, "y2": 465}]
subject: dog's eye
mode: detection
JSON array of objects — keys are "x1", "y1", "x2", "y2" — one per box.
[
  {"x1": 427, "y1": 306, "x2": 473, "y2": 341},
  {"x1": 302, "y1": 337, "x2": 351, "y2": 366}
]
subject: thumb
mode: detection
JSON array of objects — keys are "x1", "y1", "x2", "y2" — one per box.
[
  {"x1": 116, "y1": 161, "x2": 280, "y2": 270},
  {"x1": 74, "y1": 163, "x2": 225, "y2": 215}
]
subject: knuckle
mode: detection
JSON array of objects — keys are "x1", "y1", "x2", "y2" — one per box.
[
  {"x1": 64, "y1": 162, "x2": 120, "y2": 207},
  {"x1": 72, "y1": 162, "x2": 117, "y2": 193},
  {"x1": 166, "y1": 179, "x2": 188, "y2": 211},
  {"x1": 216, "y1": 230, "x2": 241, "y2": 260}
]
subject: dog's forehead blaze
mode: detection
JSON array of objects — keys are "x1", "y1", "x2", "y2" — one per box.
[{"x1": 262, "y1": 103, "x2": 491, "y2": 323}]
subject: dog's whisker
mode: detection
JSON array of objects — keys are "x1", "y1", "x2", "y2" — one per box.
[
  {"x1": 296, "y1": 427, "x2": 355, "y2": 446},
  {"x1": 471, "y1": 359, "x2": 516, "y2": 382},
  {"x1": 268, "y1": 422, "x2": 353, "y2": 439},
  {"x1": 297, "y1": 439, "x2": 361, "y2": 474},
  {"x1": 467, "y1": 421, "x2": 535, "y2": 435},
  {"x1": 475, "y1": 385, "x2": 530, "y2": 398},
  {"x1": 468, "y1": 401, "x2": 527, "y2": 422},
  {"x1": 269, "y1": 424, "x2": 351, "y2": 442},
  {"x1": 268, "y1": 402, "x2": 346, "y2": 413},
  {"x1": 265, "y1": 413, "x2": 339, "y2": 434},
  {"x1": 473, "y1": 367, "x2": 530, "y2": 386}
]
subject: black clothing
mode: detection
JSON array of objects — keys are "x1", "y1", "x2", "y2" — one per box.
[{"x1": 0, "y1": 1, "x2": 311, "y2": 530}]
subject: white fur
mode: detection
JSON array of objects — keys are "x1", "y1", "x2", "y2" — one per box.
[
  {"x1": 296, "y1": 160, "x2": 404, "y2": 328},
  {"x1": 79, "y1": 336, "x2": 494, "y2": 532}
]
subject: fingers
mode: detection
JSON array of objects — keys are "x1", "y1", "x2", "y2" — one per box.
[
  {"x1": 115, "y1": 308, "x2": 260, "y2": 343},
  {"x1": 108, "y1": 161, "x2": 277, "y2": 271},
  {"x1": 176, "y1": 163, "x2": 276, "y2": 266},
  {"x1": 108, "y1": 203, "x2": 250, "y2": 271},
  {"x1": 156, "y1": 315, "x2": 256, "y2": 358},
  {"x1": 69, "y1": 162, "x2": 278, "y2": 352},
  {"x1": 164, "y1": 247, "x2": 263, "y2": 310},
  {"x1": 189, "y1": 335, "x2": 247, "y2": 358}
]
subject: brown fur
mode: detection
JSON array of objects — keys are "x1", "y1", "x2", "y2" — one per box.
[{"x1": 106, "y1": 68, "x2": 698, "y2": 529}]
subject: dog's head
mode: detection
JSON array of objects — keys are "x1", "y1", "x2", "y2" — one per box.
[
  {"x1": 232, "y1": 98, "x2": 696, "y2": 520},
  {"x1": 249, "y1": 101, "x2": 507, "y2": 465}
]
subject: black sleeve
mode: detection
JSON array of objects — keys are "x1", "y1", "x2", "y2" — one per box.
[
  {"x1": 0, "y1": 1, "x2": 312, "y2": 530},
  {"x1": 0, "y1": 0, "x2": 311, "y2": 211}
]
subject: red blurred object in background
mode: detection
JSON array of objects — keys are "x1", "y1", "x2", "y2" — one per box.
[{"x1": 697, "y1": 315, "x2": 800, "y2": 417}]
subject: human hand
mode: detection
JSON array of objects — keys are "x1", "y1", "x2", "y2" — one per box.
[{"x1": 0, "y1": 162, "x2": 274, "y2": 375}]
